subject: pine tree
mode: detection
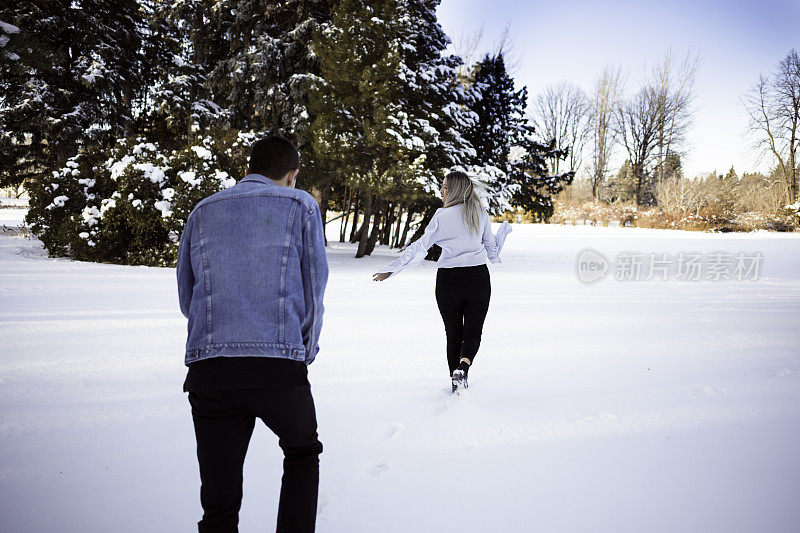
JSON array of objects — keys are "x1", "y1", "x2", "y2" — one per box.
[
  {"x1": 463, "y1": 53, "x2": 522, "y2": 212},
  {"x1": 394, "y1": 0, "x2": 478, "y2": 192},
  {"x1": 388, "y1": 0, "x2": 480, "y2": 251},
  {"x1": 663, "y1": 152, "x2": 683, "y2": 180},
  {"x1": 138, "y1": 0, "x2": 228, "y2": 149},
  {"x1": 202, "y1": 1, "x2": 330, "y2": 131},
  {"x1": 717, "y1": 165, "x2": 738, "y2": 216},
  {"x1": 465, "y1": 52, "x2": 573, "y2": 219},
  {"x1": 1, "y1": 1, "x2": 148, "y2": 190},
  {"x1": 200, "y1": 1, "x2": 334, "y2": 194},
  {"x1": 309, "y1": 0, "x2": 417, "y2": 257},
  {"x1": 612, "y1": 160, "x2": 636, "y2": 202}
]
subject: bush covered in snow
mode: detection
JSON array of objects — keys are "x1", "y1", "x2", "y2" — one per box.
[{"x1": 26, "y1": 132, "x2": 250, "y2": 265}]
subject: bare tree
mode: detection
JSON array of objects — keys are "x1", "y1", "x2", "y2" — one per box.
[
  {"x1": 655, "y1": 174, "x2": 703, "y2": 217},
  {"x1": 452, "y1": 24, "x2": 485, "y2": 78},
  {"x1": 744, "y1": 48, "x2": 800, "y2": 203},
  {"x1": 452, "y1": 21, "x2": 522, "y2": 79},
  {"x1": 589, "y1": 65, "x2": 625, "y2": 201},
  {"x1": 531, "y1": 81, "x2": 592, "y2": 175},
  {"x1": 615, "y1": 86, "x2": 660, "y2": 205},
  {"x1": 650, "y1": 48, "x2": 700, "y2": 186},
  {"x1": 492, "y1": 22, "x2": 522, "y2": 75}
]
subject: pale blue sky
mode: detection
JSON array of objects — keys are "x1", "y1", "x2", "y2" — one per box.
[{"x1": 437, "y1": 0, "x2": 800, "y2": 178}]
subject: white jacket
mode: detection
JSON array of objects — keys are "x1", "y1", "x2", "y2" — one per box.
[{"x1": 376, "y1": 204, "x2": 512, "y2": 277}]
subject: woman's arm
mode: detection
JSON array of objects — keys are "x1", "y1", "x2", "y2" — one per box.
[
  {"x1": 482, "y1": 211, "x2": 512, "y2": 263},
  {"x1": 373, "y1": 213, "x2": 441, "y2": 279}
]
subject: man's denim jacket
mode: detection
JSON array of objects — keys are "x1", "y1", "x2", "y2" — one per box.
[{"x1": 176, "y1": 174, "x2": 328, "y2": 366}]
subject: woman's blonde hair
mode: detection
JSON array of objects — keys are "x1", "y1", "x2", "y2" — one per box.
[{"x1": 443, "y1": 171, "x2": 486, "y2": 234}]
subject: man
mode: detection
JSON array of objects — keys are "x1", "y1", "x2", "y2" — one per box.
[{"x1": 177, "y1": 135, "x2": 328, "y2": 533}]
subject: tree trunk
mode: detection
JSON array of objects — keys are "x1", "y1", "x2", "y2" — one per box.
[
  {"x1": 380, "y1": 201, "x2": 392, "y2": 245},
  {"x1": 339, "y1": 185, "x2": 348, "y2": 242},
  {"x1": 340, "y1": 186, "x2": 352, "y2": 243},
  {"x1": 635, "y1": 170, "x2": 644, "y2": 206},
  {"x1": 397, "y1": 208, "x2": 414, "y2": 248},
  {"x1": 349, "y1": 195, "x2": 361, "y2": 243},
  {"x1": 319, "y1": 184, "x2": 331, "y2": 247},
  {"x1": 355, "y1": 194, "x2": 373, "y2": 258},
  {"x1": 391, "y1": 204, "x2": 404, "y2": 248},
  {"x1": 408, "y1": 205, "x2": 436, "y2": 244},
  {"x1": 364, "y1": 200, "x2": 383, "y2": 256}
]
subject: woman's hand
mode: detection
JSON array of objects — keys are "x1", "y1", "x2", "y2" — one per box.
[{"x1": 372, "y1": 272, "x2": 392, "y2": 282}]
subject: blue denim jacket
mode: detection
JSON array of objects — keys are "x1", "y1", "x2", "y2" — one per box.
[{"x1": 176, "y1": 174, "x2": 328, "y2": 366}]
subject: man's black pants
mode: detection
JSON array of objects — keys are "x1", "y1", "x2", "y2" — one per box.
[
  {"x1": 188, "y1": 386, "x2": 322, "y2": 533},
  {"x1": 435, "y1": 264, "x2": 492, "y2": 375}
]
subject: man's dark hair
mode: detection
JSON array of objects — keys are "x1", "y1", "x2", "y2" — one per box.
[{"x1": 248, "y1": 135, "x2": 300, "y2": 180}]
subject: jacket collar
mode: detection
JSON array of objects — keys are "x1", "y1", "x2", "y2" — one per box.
[{"x1": 240, "y1": 173, "x2": 277, "y2": 186}]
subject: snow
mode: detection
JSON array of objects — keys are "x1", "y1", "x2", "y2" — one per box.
[
  {"x1": 81, "y1": 205, "x2": 100, "y2": 226},
  {"x1": 132, "y1": 162, "x2": 166, "y2": 185},
  {"x1": 99, "y1": 197, "x2": 116, "y2": 216},
  {"x1": 216, "y1": 170, "x2": 236, "y2": 189},
  {"x1": 179, "y1": 170, "x2": 200, "y2": 186},
  {"x1": 0, "y1": 197, "x2": 28, "y2": 208},
  {"x1": 0, "y1": 20, "x2": 19, "y2": 35},
  {"x1": 81, "y1": 58, "x2": 107, "y2": 85},
  {"x1": 50, "y1": 195, "x2": 68, "y2": 208},
  {"x1": 0, "y1": 207, "x2": 27, "y2": 226},
  {"x1": 0, "y1": 20, "x2": 18, "y2": 49},
  {"x1": 190, "y1": 146, "x2": 213, "y2": 160},
  {"x1": 1, "y1": 220, "x2": 799, "y2": 532},
  {"x1": 108, "y1": 155, "x2": 135, "y2": 180},
  {"x1": 132, "y1": 143, "x2": 156, "y2": 155},
  {"x1": 153, "y1": 201, "x2": 172, "y2": 218}
]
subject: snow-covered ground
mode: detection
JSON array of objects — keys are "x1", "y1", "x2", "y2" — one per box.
[
  {"x1": 0, "y1": 197, "x2": 29, "y2": 207},
  {"x1": 1, "y1": 208, "x2": 799, "y2": 532},
  {"x1": 0, "y1": 207, "x2": 28, "y2": 228}
]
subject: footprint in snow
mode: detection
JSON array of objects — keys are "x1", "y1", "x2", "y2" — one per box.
[
  {"x1": 369, "y1": 463, "x2": 389, "y2": 477},
  {"x1": 692, "y1": 386, "x2": 726, "y2": 395},
  {"x1": 383, "y1": 423, "x2": 404, "y2": 442}
]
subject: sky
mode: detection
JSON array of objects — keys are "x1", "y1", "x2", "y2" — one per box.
[{"x1": 436, "y1": 0, "x2": 800, "y2": 179}]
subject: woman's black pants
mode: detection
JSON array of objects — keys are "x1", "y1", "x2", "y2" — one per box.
[{"x1": 435, "y1": 264, "x2": 491, "y2": 375}]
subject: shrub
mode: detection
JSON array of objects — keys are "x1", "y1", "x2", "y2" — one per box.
[{"x1": 26, "y1": 130, "x2": 253, "y2": 265}]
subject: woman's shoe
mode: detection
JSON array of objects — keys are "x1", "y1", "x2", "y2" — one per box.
[{"x1": 451, "y1": 361, "x2": 469, "y2": 393}]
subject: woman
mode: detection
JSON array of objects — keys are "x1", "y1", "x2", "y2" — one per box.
[{"x1": 372, "y1": 171, "x2": 512, "y2": 392}]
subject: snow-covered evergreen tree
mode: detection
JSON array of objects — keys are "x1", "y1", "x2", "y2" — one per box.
[
  {"x1": 204, "y1": 1, "x2": 331, "y2": 132},
  {"x1": 198, "y1": 0, "x2": 335, "y2": 197},
  {"x1": 609, "y1": 159, "x2": 637, "y2": 203},
  {"x1": 26, "y1": 132, "x2": 249, "y2": 265},
  {"x1": 465, "y1": 53, "x2": 573, "y2": 218},
  {"x1": 309, "y1": 0, "x2": 421, "y2": 257},
  {"x1": 393, "y1": 0, "x2": 479, "y2": 194},
  {"x1": 309, "y1": 0, "x2": 486, "y2": 256},
  {"x1": 139, "y1": 0, "x2": 227, "y2": 148},
  {"x1": 0, "y1": 1, "x2": 148, "y2": 190}
]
